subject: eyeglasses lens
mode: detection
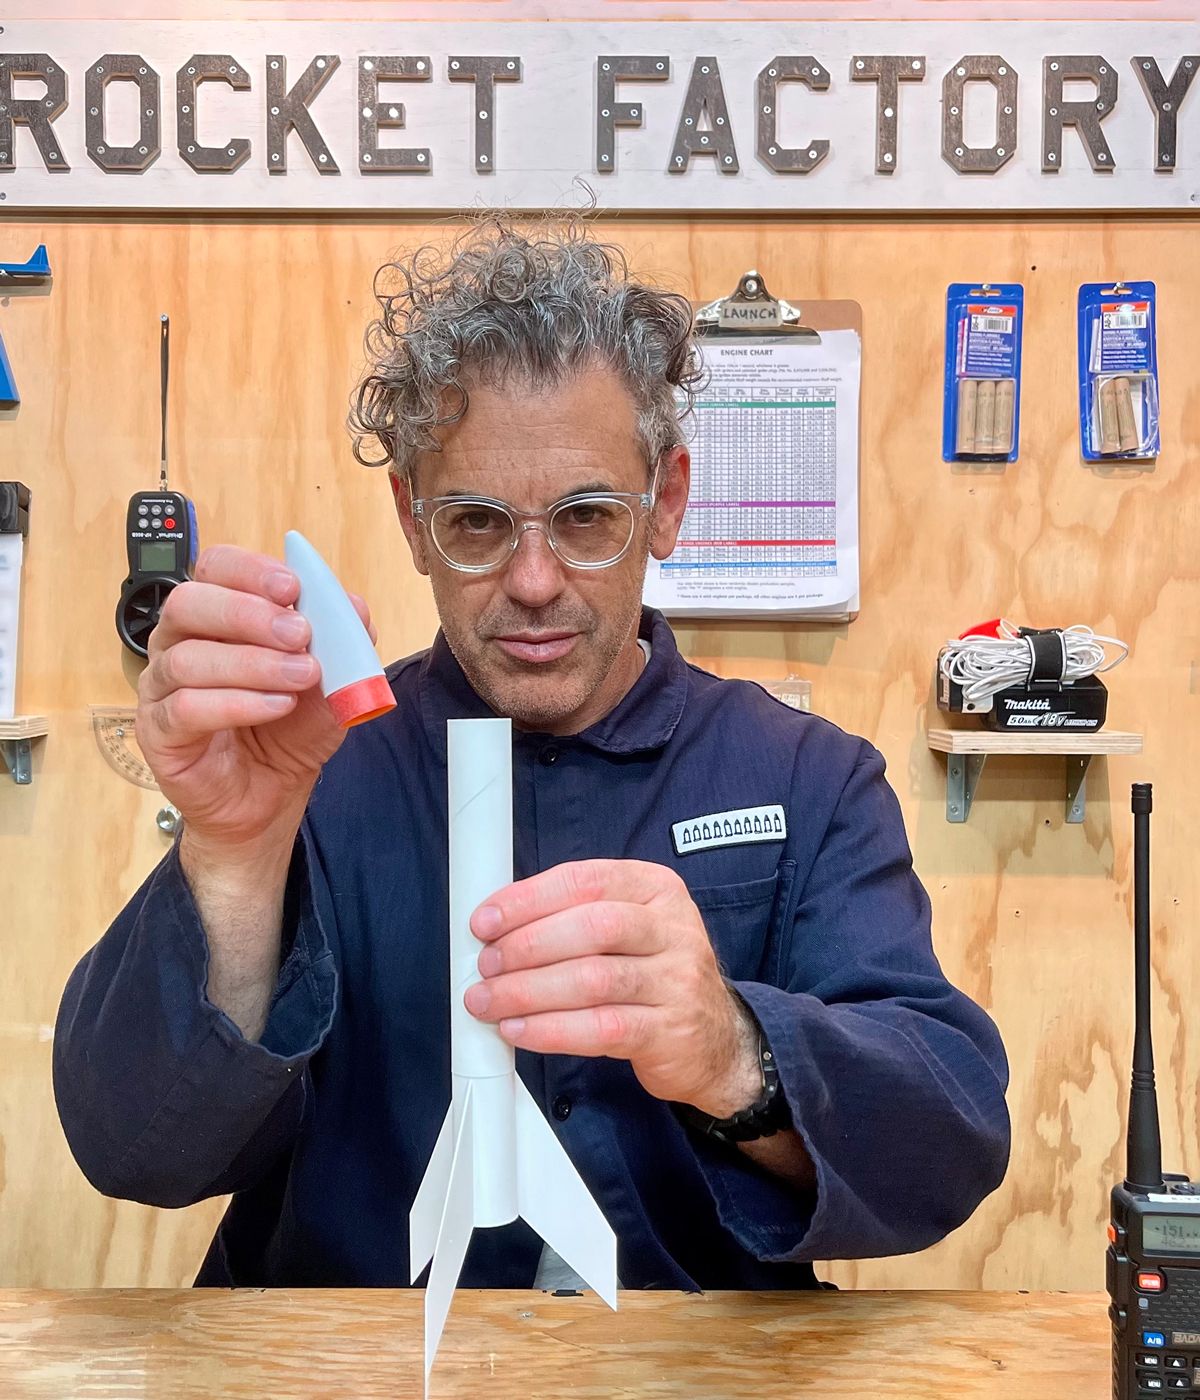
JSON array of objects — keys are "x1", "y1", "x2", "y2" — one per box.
[{"x1": 429, "y1": 498, "x2": 636, "y2": 570}]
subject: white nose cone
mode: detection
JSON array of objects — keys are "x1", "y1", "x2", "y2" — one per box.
[{"x1": 284, "y1": 530, "x2": 395, "y2": 728}]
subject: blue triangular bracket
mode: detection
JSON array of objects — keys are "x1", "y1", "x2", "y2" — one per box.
[
  {"x1": 0, "y1": 244, "x2": 52, "y2": 408},
  {"x1": 0, "y1": 333, "x2": 17, "y2": 407},
  {"x1": 0, "y1": 244, "x2": 51, "y2": 280}
]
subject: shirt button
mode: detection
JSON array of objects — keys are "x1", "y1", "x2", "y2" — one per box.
[
  {"x1": 552, "y1": 1094, "x2": 572, "y2": 1121},
  {"x1": 539, "y1": 746, "x2": 560, "y2": 767}
]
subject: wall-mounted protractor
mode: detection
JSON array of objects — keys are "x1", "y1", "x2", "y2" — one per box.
[{"x1": 89, "y1": 706, "x2": 159, "y2": 790}]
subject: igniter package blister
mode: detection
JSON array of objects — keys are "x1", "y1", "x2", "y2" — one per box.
[
  {"x1": 943, "y1": 284, "x2": 1024, "y2": 464},
  {"x1": 1077, "y1": 281, "x2": 1160, "y2": 461}
]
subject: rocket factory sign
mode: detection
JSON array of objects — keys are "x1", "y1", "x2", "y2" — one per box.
[{"x1": 0, "y1": 21, "x2": 1197, "y2": 211}]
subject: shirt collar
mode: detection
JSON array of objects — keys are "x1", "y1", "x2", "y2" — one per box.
[{"x1": 416, "y1": 607, "x2": 689, "y2": 758}]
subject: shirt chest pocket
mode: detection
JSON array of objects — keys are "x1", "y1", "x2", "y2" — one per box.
[{"x1": 686, "y1": 861, "x2": 797, "y2": 984}]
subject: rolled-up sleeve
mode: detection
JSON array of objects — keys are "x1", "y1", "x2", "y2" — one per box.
[
  {"x1": 53, "y1": 822, "x2": 338, "y2": 1209},
  {"x1": 692, "y1": 742, "x2": 1010, "y2": 1264}
]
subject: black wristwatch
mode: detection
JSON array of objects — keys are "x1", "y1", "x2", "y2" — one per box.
[{"x1": 674, "y1": 1015, "x2": 792, "y2": 1146}]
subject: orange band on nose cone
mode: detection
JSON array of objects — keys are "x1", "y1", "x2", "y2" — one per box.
[{"x1": 327, "y1": 674, "x2": 397, "y2": 728}]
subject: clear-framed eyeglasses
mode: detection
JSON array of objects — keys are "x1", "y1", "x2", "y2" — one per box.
[{"x1": 411, "y1": 485, "x2": 656, "y2": 574}]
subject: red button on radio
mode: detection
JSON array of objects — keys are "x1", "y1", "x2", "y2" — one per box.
[
  {"x1": 1137, "y1": 1271, "x2": 1165, "y2": 1293},
  {"x1": 164, "y1": 517, "x2": 176, "y2": 529}
]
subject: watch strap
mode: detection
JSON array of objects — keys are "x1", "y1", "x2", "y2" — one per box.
[{"x1": 674, "y1": 1021, "x2": 792, "y2": 1145}]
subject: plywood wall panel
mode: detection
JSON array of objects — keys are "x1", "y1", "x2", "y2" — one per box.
[{"x1": 0, "y1": 213, "x2": 1195, "y2": 1289}]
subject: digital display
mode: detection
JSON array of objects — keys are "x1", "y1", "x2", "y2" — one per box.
[
  {"x1": 138, "y1": 541, "x2": 178, "y2": 573},
  {"x1": 1143, "y1": 1215, "x2": 1200, "y2": 1254}
]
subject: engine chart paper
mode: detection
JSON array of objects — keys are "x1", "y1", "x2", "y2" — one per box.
[{"x1": 644, "y1": 332, "x2": 860, "y2": 619}]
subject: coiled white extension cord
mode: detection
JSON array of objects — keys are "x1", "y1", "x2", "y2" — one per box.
[{"x1": 939, "y1": 619, "x2": 1129, "y2": 707}]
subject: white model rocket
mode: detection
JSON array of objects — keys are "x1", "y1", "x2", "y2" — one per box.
[
  {"x1": 284, "y1": 531, "x2": 396, "y2": 728},
  {"x1": 410, "y1": 718, "x2": 617, "y2": 1385}
]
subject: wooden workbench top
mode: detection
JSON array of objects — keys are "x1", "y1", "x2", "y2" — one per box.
[{"x1": 0, "y1": 1288, "x2": 1110, "y2": 1398}]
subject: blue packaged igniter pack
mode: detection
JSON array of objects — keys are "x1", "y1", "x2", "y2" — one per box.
[
  {"x1": 1077, "y1": 281, "x2": 1160, "y2": 460},
  {"x1": 943, "y1": 283, "x2": 1024, "y2": 463}
]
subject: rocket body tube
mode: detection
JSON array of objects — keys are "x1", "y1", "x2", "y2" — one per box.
[
  {"x1": 448, "y1": 718, "x2": 519, "y2": 1224},
  {"x1": 410, "y1": 717, "x2": 617, "y2": 1389}
]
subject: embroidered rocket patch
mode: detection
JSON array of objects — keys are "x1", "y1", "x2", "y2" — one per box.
[{"x1": 670, "y1": 804, "x2": 787, "y2": 856}]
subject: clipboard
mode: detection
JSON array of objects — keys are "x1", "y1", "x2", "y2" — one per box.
[
  {"x1": 694, "y1": 269, "x2": 862, "y2": 345},
  {"x1": 644, "y1": 271, "x2": 863, "y2": 623}
]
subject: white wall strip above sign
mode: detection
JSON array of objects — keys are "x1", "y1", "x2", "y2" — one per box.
[
  {"x1": 1, "y1": 21, "x2": 1197, "y2": 212},
  {"x1": 12, "y1": 3, "x2": 1200, "y2": 20}
]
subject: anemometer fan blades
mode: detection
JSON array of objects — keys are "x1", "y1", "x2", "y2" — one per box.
[{"x1": 116, "y1": 576, "x2": 176, "y2": 657}]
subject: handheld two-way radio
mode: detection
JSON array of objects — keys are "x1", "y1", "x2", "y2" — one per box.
[
  {"x1": 1108, "y1": 783, "x2": 1200, "y2": 1397},
  {"x1": 116, "y1": 316, "x2": 198, "y2": 657}
]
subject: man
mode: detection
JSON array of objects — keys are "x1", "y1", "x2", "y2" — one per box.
[{"x1": 55, "y1": 217, "x2": 1009, "y2": 1291}]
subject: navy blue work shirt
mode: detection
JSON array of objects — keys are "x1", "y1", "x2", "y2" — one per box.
[{"x1": 54, "y1": 608, "x2": 1010, "y2": 1290}]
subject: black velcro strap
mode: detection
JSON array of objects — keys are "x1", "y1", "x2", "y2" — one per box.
[{"x1": 1020, "y1": 628, "x2": 1066, "y2": 689}]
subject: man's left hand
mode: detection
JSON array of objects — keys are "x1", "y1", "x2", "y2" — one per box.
[{"x1": 464, "y1": 859, "x2": 761, "y2": 1117}]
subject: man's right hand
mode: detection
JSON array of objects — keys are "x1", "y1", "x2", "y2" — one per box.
[{"x1": 137, "y1": 544, "x2": 376, "y2": 861}]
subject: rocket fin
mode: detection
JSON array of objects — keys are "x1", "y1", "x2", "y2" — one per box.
[
  {"x1": 514, "y1": 1077, "x2": 618, "y2": 1310},
  {"x1": 409, "y1": 1101, "x2": 454, "y2": 1284},
  {"x1": 422, "y1": 1083, "x2": 476, "y2": 1391}
]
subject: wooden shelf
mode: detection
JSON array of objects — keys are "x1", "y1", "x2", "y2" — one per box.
[
  {"x1": 0, "y1": 715, "x2": 49, "y2": 785},
  {"x1": 928, "y1": 728, "x2": 1142, "y2": 756},
  {"x1": 927, "y1": 728, "x2": 1143, "y2": 823}
]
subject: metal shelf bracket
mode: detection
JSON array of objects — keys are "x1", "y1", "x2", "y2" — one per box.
[
  {"x1": 946, "y1": 753, "x2": 987, "y2": 822},
  {"x1": 945, "y1": 751, "x2": 1096, "y2": 824},
  {"x1": 1064, "y1": 755, "x2": 1092, "y2": 824},
  {"x1": 1, "y1": 736, "x2": 33, "y2": 784}
]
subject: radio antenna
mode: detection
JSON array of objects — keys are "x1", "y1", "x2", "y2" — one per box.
[
  {"x1": 1125, "y1": 782, "x2": 1164, "y2": 1193},
  {"x1": 159, "y1": 315, "x2": 170, "y2": 492}
]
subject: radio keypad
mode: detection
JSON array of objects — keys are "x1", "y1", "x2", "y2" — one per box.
[{"x1": 1136, "y1": 1354, "x2": 1200, "y2": 1393}]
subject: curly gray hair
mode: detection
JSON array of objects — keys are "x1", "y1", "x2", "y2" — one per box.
[{"x1": 348, "y1": 214, "x2": 704, "y2": 482}]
